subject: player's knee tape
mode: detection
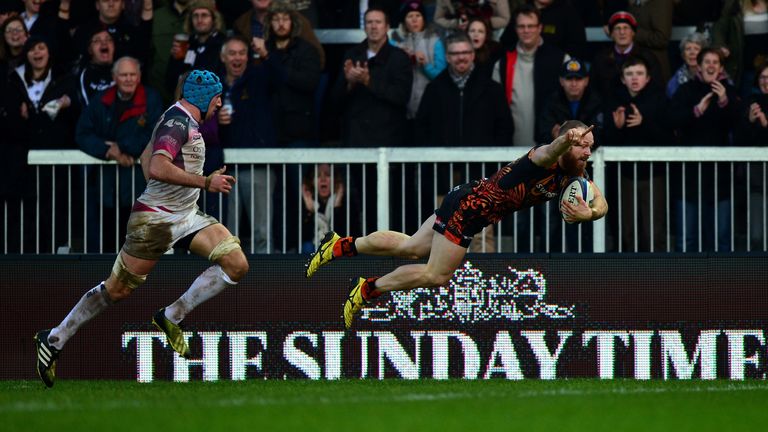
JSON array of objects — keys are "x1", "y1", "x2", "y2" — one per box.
[
  {"x1": 208, "y1": 235, "x2": 242, "y2": 262},
  {"x1": 111, "y1": 254, "x2": 148, "y2": 290}
]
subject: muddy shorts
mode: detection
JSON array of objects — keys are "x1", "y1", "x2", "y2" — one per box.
[{"x1": 122, "y1": 205, "x2": 219, "y2": 260}]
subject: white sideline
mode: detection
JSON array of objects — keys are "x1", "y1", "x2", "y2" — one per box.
[{"x1": 2, "y1": 382, "x2": 768, "y2": 412}]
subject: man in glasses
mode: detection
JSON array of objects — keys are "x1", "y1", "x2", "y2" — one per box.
[{"x1": 415, "y1": 33, "x2": 512, "y2": 147}]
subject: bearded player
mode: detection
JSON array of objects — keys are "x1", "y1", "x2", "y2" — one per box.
[
  {"x1": 34, "y1": 70, "x2": 248, "y2": 387},
  {"x1": 306, "y1": 120, "x2": 608, "y2": 329}
]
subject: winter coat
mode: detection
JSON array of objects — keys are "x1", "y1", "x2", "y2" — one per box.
[
  {"x1": 493, "y1": 42, "x2": 565, "y2": 142},
  {"x1": 414, "y1": 66, "x2": 513, "y2": 146},
  {"x1": 591, "y1": 44, "x2": 663, "y2": 99},
  {"x1": 219, "y1": 62, "x2": 278, "y2": 149},
  {"x1": 629, "y1": 0, "x2": 674, "y2": 83},
  {"x1": 537, "y1": 87, "x2": 604, "y2": 146},
  {"x1": 331, "y1": 40, "x2": 413, "y2": 147},
  {"x1": 266, "y1": 36, "x2": 322, "y2": 143},
  {"x1": 500, "y1": 0, "x2": 587, "y2": 58},
  {"x1": 76, "y1": 84, "x2": 163, "y2": 207}
]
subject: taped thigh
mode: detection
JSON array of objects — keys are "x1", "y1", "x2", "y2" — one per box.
[
  {"x1": 208, "y1": 235, "x2": 242, "y2": 262},
  {"x1": 111, "y1": 254, "x2": 148, "y2": 290}
]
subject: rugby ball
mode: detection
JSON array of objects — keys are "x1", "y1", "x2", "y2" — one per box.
[{"x1": 559, "y1": 177, "x2": 594, "y2": 223}]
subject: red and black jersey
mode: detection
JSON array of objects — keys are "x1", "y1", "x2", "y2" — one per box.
[{"x1": 434, "y1": 148, "x2": 584, "y2": 247}]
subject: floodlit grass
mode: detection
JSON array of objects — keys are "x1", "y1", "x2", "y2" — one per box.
[{"x1": 2, "y1": 379, "x2": 767, "y2": 431}]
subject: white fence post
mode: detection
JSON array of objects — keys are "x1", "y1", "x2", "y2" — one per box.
[
  {"x1": 377, "y1": 147, "x2": 390, "y2": 232},
  {"x1": 592, "y1": 147, "x2": 606, "y2": 253}
]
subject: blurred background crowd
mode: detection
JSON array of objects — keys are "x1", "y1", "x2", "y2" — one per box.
[{"x1": 0, "y1": 0, "x2": 766, "y2": 254}]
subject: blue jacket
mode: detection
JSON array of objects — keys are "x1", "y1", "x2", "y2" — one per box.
[{"x1": 76, "y1": 84, "x2": 163, "y2": 207}]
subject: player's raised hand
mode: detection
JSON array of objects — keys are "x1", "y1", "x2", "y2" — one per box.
[
  {"x1": 566, "y1": 124, "x2": 595, "y2": 144},
  {"x1": 205, "y1": 166, "x2": 236, "y2": 194}
]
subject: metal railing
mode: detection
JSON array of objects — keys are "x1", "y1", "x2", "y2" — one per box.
[{"x1": 9, "y1": 146, "x2": 768, "y2": 255}]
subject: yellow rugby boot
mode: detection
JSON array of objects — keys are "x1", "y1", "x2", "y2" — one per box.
[
  {"x1": 343, "y1": 277, "x2": 369, "y2": 329},
  {"x1": 305, "y1": 231, "x2": 341, "y2": 278},
  {"x1": 152, "y1": 308, "x2": 191, "y2": 359}
]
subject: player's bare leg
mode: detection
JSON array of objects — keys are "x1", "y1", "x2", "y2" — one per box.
[
  {"x1": 354, "y1": 214, "x2": 437, "y2": 258},
  {"x1": 344, "y1": 226, "x2": 467, "y2": 328},
  {"x1": 156, "y1": 224, "x2": 247, "y2": 358},
  {"x1": 306, "y1": 215, "x2": 437, "y2": 277}
]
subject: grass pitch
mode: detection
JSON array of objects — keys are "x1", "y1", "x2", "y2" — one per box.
[{"x1": 2, "y1": 380, "x2": 767, "y2": 431}]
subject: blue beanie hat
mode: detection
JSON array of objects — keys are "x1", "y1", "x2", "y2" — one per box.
[{"x1": 183, "y1": 70, "x2": 223, "y2": 117}]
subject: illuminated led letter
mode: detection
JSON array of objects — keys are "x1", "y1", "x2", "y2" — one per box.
[
  {"x1": 122, "y1": 331, "x2": 166, "y2": 383},
  {"x1": 630, "y1": 331, "x2": 654, "y2": 380},
  {"x1": 228, "y1": 331, "x2": 267, "y2": 380},
  {"x1": 173, "y1": 332, "x2": 222, "y2": 382},
  {"x1": 522, "y1": 330, "x2": 572, "y2": 379},
  {"x1": 358, "y1": 332, "x2": 371, "y2": 379},
  {"x1": 660, "y1": 330, "x2": 719, "y2": 380},
  {"x1": 724, "y1": 330, "x2": 765, "y2": 380},
  {"x1": 322, "y1": 331, "x2": 344, "y2": 380},
  {"x1": 428, "y1": 331, "x2": 481, "y2": 379},
  {"x1": 284, "y1": 331, "x2": 321, "y2": 380},
  {"x1": 483, "y1": 332, "x2": 524, "y2": 379},
  {"x1": 374, "y1": 331, "x2": 424, "y2": 379},
  {"x1": 582, "y1": 331, "x2": 630, "y2": 379}
]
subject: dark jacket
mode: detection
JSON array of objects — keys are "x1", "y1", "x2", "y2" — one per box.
[
  {"x1": 500, "y1": 0, "x2": 587, "y2": 59},
  {"x1": 668, "y1": 75, "x2": 740, "y2": 200},
  {"x1": 219, "y1": 62, "x2": 278, "y2": 149},
  {"x1": 668, "y1": 76, "x2": 740, "y2": 146},
  {"x1": 737, "y1": 93, "x2": 768, "y2": 146},
  {"x1": 73, "y1": 18, "x2": 153, "y2": 69},
  {"x1": 537, "y1": 87, "x2": 604, "y2": 146},
  {"x1": 331, "y1": 40, "x2": 412, "y2": 147},
  {"x1": 234, "y1": 8, "x2": 325, "y2": 69},
  {"x1": 736, "y1": 92, "x2": 768, "y2": 190},
  {"x1": 0, "y1": 62, "x2": 29, "y2": 200},
  {"x1": 72, "y1": 62, "x2": 114, "y2": 112},
  {"x1": 604, "y1": 85, "x2": 672, "y2": 147},
  {"x1": 415, "y1": 66, "x2": 513, "y2": 146},
  {"x1": 266, "y1": 36, "x2": 322, "y2": 144},
  {"x1": 591, "y1": 45, "x2": 663, "y2": 100},
  {"x1": 76, "y1": 84, "x2": 163, "y2": 207},
  {"x1": 6, "y1": 68, "x2": 78, "y2": 150},
  {"x1": 494, "y1": 42, "x2": 564, "y2": 142}
]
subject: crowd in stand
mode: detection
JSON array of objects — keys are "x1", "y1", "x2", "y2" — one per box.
[{"x1": 0, "y1": 0, "x2": 767, "y2": 254}]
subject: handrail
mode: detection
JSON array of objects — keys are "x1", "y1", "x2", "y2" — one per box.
[{"x1": 27, "y1": 146, "x2": 768, "y2": 253}]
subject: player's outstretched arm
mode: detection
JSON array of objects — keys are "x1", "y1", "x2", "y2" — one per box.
[
  {"x1": 531, "y1": 125, "x2": 595, "y2": 168},
  {"x1": 148, "y1": 155, "x2": 235, "y2": 193}
]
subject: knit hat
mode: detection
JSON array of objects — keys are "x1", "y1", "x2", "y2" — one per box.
[
  {"x1": 607, "y1": 11, "x2": 638, "y2": 33},
  {"x1": 183, "y1": 70, "x2": 222, "y2": 117},
  {"x1": 399, "y1": 0, "x2": 426, "y2": 24}
]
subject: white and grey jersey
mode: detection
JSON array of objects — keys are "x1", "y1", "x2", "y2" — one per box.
[{"x1": 136, "y1": 102, "x2": 205, "y2": 213}]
